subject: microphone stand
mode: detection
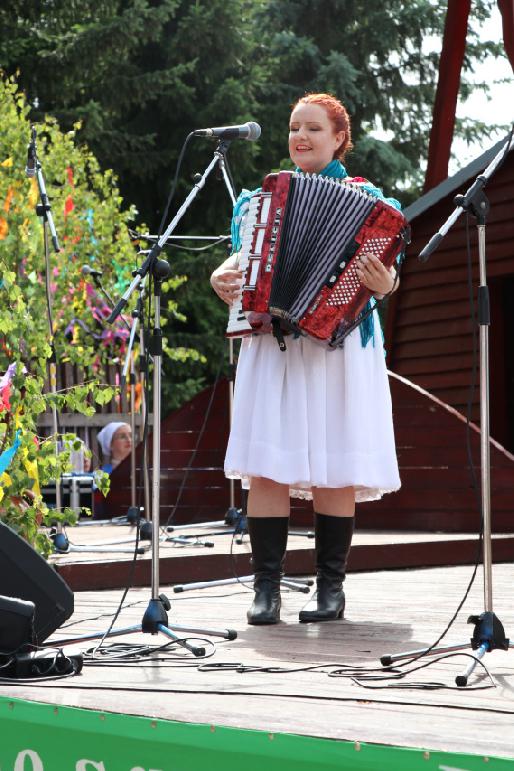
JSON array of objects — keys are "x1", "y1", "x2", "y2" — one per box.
[
  {"x1": 130, "y1": 161, "x2": 248, "y2": 540},
  {"x1": 123, "y1": 275, "x2": 149, "y2": 524},
  {"x1": 29, "y1": 139, "x2": 133, "y2": 557},
  {"x1": 381, "y1": 131, "x2": 514, "y2": 686},
  {"x1": 27, "y1": 127, "x2": 66, "y2": 550},
  {"x1": 217, "y1": 158, "x2": 243, "y2": 529},
  {"x1": 57, "y1": 140, "x2": 238, "y2": 652},
  {"x1": 117, "y1": 273, "x2": 210, "y2": 547}
]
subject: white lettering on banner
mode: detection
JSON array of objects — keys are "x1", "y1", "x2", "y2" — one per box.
[
  {"x1": 130, "y1": 768, "x2": 164, "y2": 771},
  {"x1": 439, "y1": 765, "x2": 472, "y2": 771},
  {"x1": 14, "y1": 750, "x2": 44, "y2": 771},
  {"x1": 11, "y1": 749, "x2": 165, "y2": 771}
]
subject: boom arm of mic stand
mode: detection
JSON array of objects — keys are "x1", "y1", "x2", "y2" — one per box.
[
  {"x1": 91, "y1": 274, "x2": 131, "y2": 331},
  {"x1": 107, "y1": 270, "x2": 144, "y2": 324},
  {"x1": 418, "y1": 205, "x2": 464, "y2": 262},
  {"x1": 419, "y1": 128, "x2": 514, "y2": 262},
  {"x1": 108, "y1": 149, "x2": 224, "y2": 324}
]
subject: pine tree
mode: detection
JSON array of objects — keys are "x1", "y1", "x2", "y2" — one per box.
[
  {"x1": 252, "y1": 0, "x2": 502, "y2": 201},
  {"x1": 1, "y1": 0, "x2": 506, "y2": 411}
]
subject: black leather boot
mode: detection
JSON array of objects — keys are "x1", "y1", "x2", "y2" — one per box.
[
  {"x1": 247, "y1": 516, "x2": 289, "y2": 625},
  {"x1": 299, "y1": 513, "x2": 354, "y2": 623}
]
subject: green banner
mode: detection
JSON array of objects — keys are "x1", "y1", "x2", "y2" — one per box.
[{"x1": 0, "y1": 695, "x2": 512, "y2": 771}]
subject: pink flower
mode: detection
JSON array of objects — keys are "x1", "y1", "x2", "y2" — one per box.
[{"x1": 0, "y1": 384, "x2": 11, "y2": 413}]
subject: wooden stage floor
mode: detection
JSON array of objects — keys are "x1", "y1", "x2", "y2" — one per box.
[{"x1": 2, "y1": 560, "x2": 514, "y2": 759}]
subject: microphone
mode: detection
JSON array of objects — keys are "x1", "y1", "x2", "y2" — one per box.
[
  {"x1": 25, "y1": 142, "x2": 36, "y2": 178},
  {"x1": 81, "y1": 264, "x2": 103, "y2": 278},
  {"x1": 193, "y1": 121, "x2": 261, "y2": 141}
]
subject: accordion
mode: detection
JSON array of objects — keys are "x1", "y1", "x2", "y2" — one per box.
[{"x1": 226, "y1": 170, "x2": 410, "y2": 349}]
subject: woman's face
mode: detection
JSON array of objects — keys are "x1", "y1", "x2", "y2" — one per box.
[
  {"x1": 111, "y1": 425, "x2": 132, "y2": 462},
  {"x1": 289, "y1": 102, "x2": 345, "y2": 175}
]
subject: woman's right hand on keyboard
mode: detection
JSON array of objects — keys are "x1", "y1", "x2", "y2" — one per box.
[{"x1": 210, "y1": 255, "x2": 243, "y2": 305}]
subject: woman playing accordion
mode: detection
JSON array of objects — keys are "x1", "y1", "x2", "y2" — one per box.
[{"x1": 210, "y1": 92, "x2": 402, "y2": 627}]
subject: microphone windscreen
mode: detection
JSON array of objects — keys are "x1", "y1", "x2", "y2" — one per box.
[{"x1": 246, "y1": 122, "x2": 261, "y2": 141}]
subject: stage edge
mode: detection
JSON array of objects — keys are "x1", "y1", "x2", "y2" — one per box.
[{"x1": 0, "y1": 695, "x2": 512, "y2": 770}]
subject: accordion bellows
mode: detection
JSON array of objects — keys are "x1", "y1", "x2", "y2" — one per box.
[{"x1": 227, "y1": 171, "x2": 409, "y2": 348}]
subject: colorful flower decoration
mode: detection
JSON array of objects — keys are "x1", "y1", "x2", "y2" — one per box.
[{"x1": 0, "y1": 429, "x2": 21, "y2": 476}]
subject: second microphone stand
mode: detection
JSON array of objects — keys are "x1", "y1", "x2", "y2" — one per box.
[
  {"x1": 381, "y1": 132, "x2": 514, "y2": 686},
  {"x1": 57, "y1": 140, "x2": 239, "y2": 652},
  {"x1": 28, "y1": 126, "x2": 68, "y2": 552}
]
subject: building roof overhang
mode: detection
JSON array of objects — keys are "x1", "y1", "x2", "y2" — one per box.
[{"x1": 405, "y1": 135, "x2": 514, "y2": 223}]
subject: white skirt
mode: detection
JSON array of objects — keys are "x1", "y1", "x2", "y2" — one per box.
[{"x1": 225, "y1": 314, "x2": 401, "y2": 502}]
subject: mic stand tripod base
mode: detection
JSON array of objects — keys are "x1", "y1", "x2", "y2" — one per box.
[
  {"x1": 457, "y1": 611, "x2": 510, "y2": 686},
  {"x1": 381, "y1": 611, "x2": 511, "y2": 686},
  {"x1": 173, "y1": 575, "x2": 313, "y2": 593},
  {"x1": 76, "y1": 516, "x2": 144, "y2": 527},
  {"x1": 164, "y1": 535, "x2": 215, "y2": 548},
  {"x1": 166, "y1": 522, "x2": 314, "y2": 539},
  {"x1": 166, "y1": 519, "x2": 248, "y2": 545},
  {"x1": 54, "y1": 595, "x2": 237, "y2": 656},
  {"x1": 166, "y1": 520, "x2": 229, "y2": 531},
  {"x1": 50, "y1": 528, "x2": 151, "y2": 555},
  {"x1": 138, "y1": 521, "x2": 214, "y2": 547},
  {"x1": 164, "y1": 529, "x2": 242, "y2": 544},
  {"x1": 225, "y1": 506, "x2": 241, "y2": 526}
]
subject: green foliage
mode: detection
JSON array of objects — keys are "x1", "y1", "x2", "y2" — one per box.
[
  {"x1": 1, "y1": 0, "x2": 506, "y2": 209},
  {"x1": 0, "y1": 0, "x2": 261, "y2": 225},
  {"x1": 0, "y1": 76, "x2": 153, "y2": 551},
  {"x1": 252, "y1": 0, "x2": 502, "y2": 201},
  {"x1": 0, "y1": 1, "x2": 263, "y2": 406}
]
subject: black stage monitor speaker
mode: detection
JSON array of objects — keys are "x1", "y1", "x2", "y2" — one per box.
[
  {"x1": 0, "y1": 595, "x2": 35, "y2": 652},
  {"x1": 0, "y1": 521, "x2": 74, "y2": 645}
]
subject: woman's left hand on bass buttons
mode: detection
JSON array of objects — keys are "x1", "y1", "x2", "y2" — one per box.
[{"x1": 210, "y1": 253, "x2": 243, "y2": 306}]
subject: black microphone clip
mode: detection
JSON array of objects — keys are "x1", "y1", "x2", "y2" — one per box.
[
  {"x1": 81, "y1": 264, "x2": 103, "y2": 279},
  {"x1": 25, "y1": 137, "x2": 37, "y2": 178}
]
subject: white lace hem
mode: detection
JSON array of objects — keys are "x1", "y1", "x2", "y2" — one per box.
[{"x1": 225, "y1": 470, "x2": 400, "y2": 504}]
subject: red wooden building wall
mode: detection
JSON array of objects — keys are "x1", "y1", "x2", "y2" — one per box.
[
  {"x1": 386, "y1": 142, "x2": 514, "y2": 452},
  {"x1": 105, "y1": 368, "x2": 514, "y2": 533}
]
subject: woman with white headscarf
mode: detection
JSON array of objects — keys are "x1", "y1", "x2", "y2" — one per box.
[{"x1": 96, "y1": 422, "x2": 132, "y2": 474}]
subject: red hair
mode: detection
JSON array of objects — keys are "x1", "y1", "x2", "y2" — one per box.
[{"x1": 292, "y1": 93, "x2": 353, "y2": 161}]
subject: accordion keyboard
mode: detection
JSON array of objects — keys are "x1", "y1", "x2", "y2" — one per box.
[{"x1": 226, "y1": 192, "x2": 270, "y2": 337}]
